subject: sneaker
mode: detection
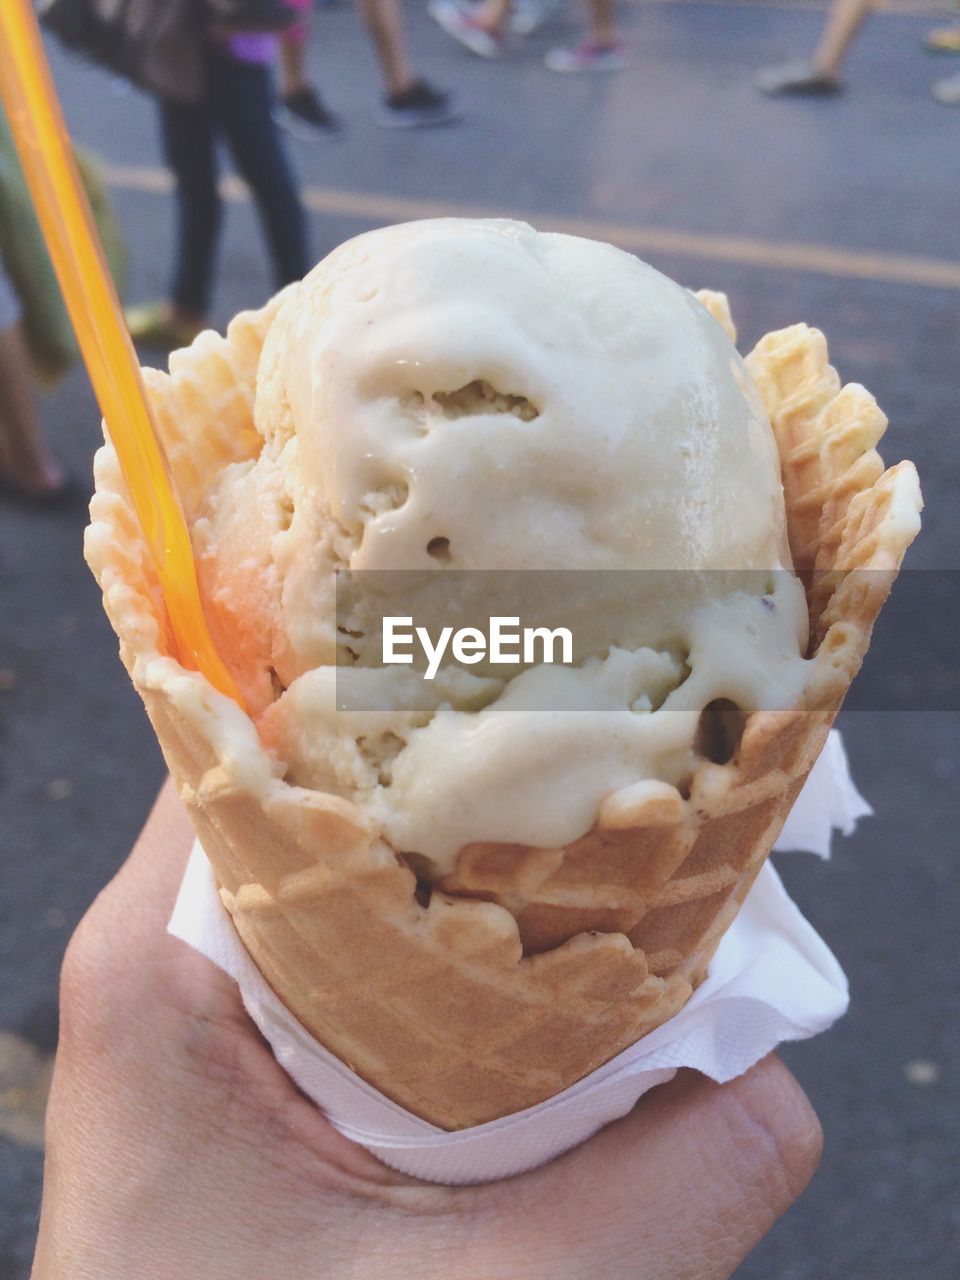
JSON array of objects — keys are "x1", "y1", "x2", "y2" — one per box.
[
  {"x1": 380, "y1": 79, "x2": 461, "y2": 128},
  {"x1": 274, "y1": 87, "x2": 342, "y2": 140},
  {"x1": 932, "y1": 72, "x2": 960, "y2": 103},
  {"x1": 429, "y1": 0, "x2": 505, "y2": 58},
  {"x1": 511, "y1": 0, "x2": 561, "y2": 36},
  {"x1": 125, "y1": 302, "x2": 205, "y2": 350},
  {"x1": 924, "y1": 25, "x2": 960, "y2": 54},
  {"x1": 544, "y1": 40, "x2": 630, "y2": 73},
  {"x1": 754, "y1": 61, "x2": 842, "y2": 95}
]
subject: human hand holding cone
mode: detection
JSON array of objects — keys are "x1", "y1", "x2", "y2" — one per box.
[{"x1": 86, "y1": 223, "x2": 920, "y2": 1131}]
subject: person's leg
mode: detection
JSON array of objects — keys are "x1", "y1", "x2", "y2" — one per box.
[
  {"x1": 127, "y1": 94, "x2": 219, "y2": 344},
  {"x1": 212, "y1": 53, "x2": 310, "y2": 289},
  {"x1": 360, "y1": 0, "x2": 460, "y2": 125},
  {"x1": 276, "y1": 0, "x2": 342, "y2": 136},
  {"x1": 0, "y1": 313, "x2": 67, "y2": 499},
  {"x1": 429, "y1": 0, "x2": 511, "y2": 57},
  {"x1": 544, "y1": 0, "x2": 629, "y2": 71},
  {"x1": 162, "y1": 94, "x2": 221, "y2": 322},
  {"x1": 357, "y1": 0, "x2": 416, "y2": 94},
  {"x1": 279, "y1": 27, "x2": 309, "y2": 97},
  {"x1": 585, "y1": 0, "x2": 620, "y2": 46},
  {"x1": 756, "y1": 0, "x2": 873, "y2": 94},
  {"x1": 475, "y1": 0, "x2": 513, "y2": 34},
  {"x1": 810, "y1": 0, "x2": 873, "y2": 76}
]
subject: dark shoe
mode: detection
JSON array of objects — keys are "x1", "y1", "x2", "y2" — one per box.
[
  {"x1": 379, "y1": 79, "x2": 461, "y2": 128},
  {"x1": 755, "y1": 61, "x2": 843, "y2": 96},
  {"x1": 275, "y1": 87, "x2": 342, "y2": 140}
]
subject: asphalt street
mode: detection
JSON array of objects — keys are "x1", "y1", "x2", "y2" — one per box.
[{"x1": 1, "y1": 1, "x2": 958, "y2": 1275}]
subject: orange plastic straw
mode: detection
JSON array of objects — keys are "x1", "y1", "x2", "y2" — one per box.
[{"x1": 0, "y1": 0, "x2": 240, "y2": 703}]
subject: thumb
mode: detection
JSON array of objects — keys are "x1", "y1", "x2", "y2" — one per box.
[{"x1": 479, "y1": 1055, "x2": 822, "y2": 1280}]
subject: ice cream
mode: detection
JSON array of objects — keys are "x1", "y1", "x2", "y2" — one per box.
[
  {"x1": 86, "y1": 218, "x2": 921, "y2": 1127},
  {"x1": 192, "y1": 219, "x2": 809, "y2": 872}
]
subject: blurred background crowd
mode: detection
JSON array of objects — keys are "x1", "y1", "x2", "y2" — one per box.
[{"x1": 1, "y1": 0, "x2": 957, "y2": 1276}]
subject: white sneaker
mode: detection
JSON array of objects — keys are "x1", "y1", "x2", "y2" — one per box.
[
  {"x1": 545, "y1": 41, "x2": 630, "y2": 73},
  {"x1": 429, "y1": 0, "x2": 506, "y2": 58},
  {"x1": 932, "y1": 73, "x2": 960, "y2": 104}
]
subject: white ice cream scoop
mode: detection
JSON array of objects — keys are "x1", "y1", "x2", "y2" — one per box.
[{"x1": 194, "y1": 219, "x2": 810, "y2": 872}]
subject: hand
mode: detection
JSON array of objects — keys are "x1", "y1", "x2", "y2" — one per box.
[{"x1": 33, "y1": 780, "x2": 822, "y2": 1280}]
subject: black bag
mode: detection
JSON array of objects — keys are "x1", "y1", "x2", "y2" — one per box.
[
  {"x1": 37, "y1": 0, "x2": 295, "y2": 104},
  {"x1": 39, "y1": 0, "x2": 205, "y2": 103},
  {"x1": 205, "y1": 1, "x2": 298, "y2": 32}
]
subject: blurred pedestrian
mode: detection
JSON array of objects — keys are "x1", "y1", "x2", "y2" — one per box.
[
  {"x1": 755, "y1": 0, "x2": 872, "y2": 95},
  {"x1": 544, "y1": 0, "x2": 629, "y2": 73},
  {"x1": 276, "y1": 0, "x2": 458, "y2": 131},
  {"x1": 1, "y1": 102, "x2": 127, "y2": 388},
  {"x1": 430, "y1": 0, "x2": 628, "y2": 71},
  {"x1": 0, "y1": 267, "x2": 69, "y2": 503},
  {"x1": 756, "y1": 0, "x2": 960, "y2": 104},
  {"x1": 361, "y1": 0, "x2": 461, "y2": 125},
  {"x1": 127, "y1": 7, "x2": 310, "y2": 349},
  {"x1": 275, "y1": 0, "x2": 343, "y2": 137}
]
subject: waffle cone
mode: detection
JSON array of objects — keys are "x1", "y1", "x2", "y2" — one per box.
[{"x1": 85, "y1": 291, "x2": 921, "y2": 1130}]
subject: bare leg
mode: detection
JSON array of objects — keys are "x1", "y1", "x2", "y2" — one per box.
[
  {"x1": 279, "y1": 35, "x2": 309, "y2": 97},
  {"x1": 272, "y1": 13, "x2": 342, "y2": 136},
  {"x1": 755, "y1": 0, "x2": 872, "y2": 92},
  {"x1": 585, "y1": 0, "x2": 619, "y2": 46},
  {"x1": 544, "y1": 0, "x2": 627, "y2": 69},
  {"x1": 811, "y1": 0, "x2": 874, "y2": 76},
  {"x1": 356, "y1": 0, "x2": 417, "y2": 95},
  {"x1": 0, "y1": 321, "x2": 66, "y2": 498},
  {"x1": 473, "y1": 0, "x2": 512, "y2": 34}
]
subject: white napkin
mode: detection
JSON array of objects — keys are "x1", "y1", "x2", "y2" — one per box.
[
  {"x1": 168, "y1": 729, "x2": 864, "y2": 1185},
  {"x1": 773, "y1": 728, "x2": 871, "y2": 856}
]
